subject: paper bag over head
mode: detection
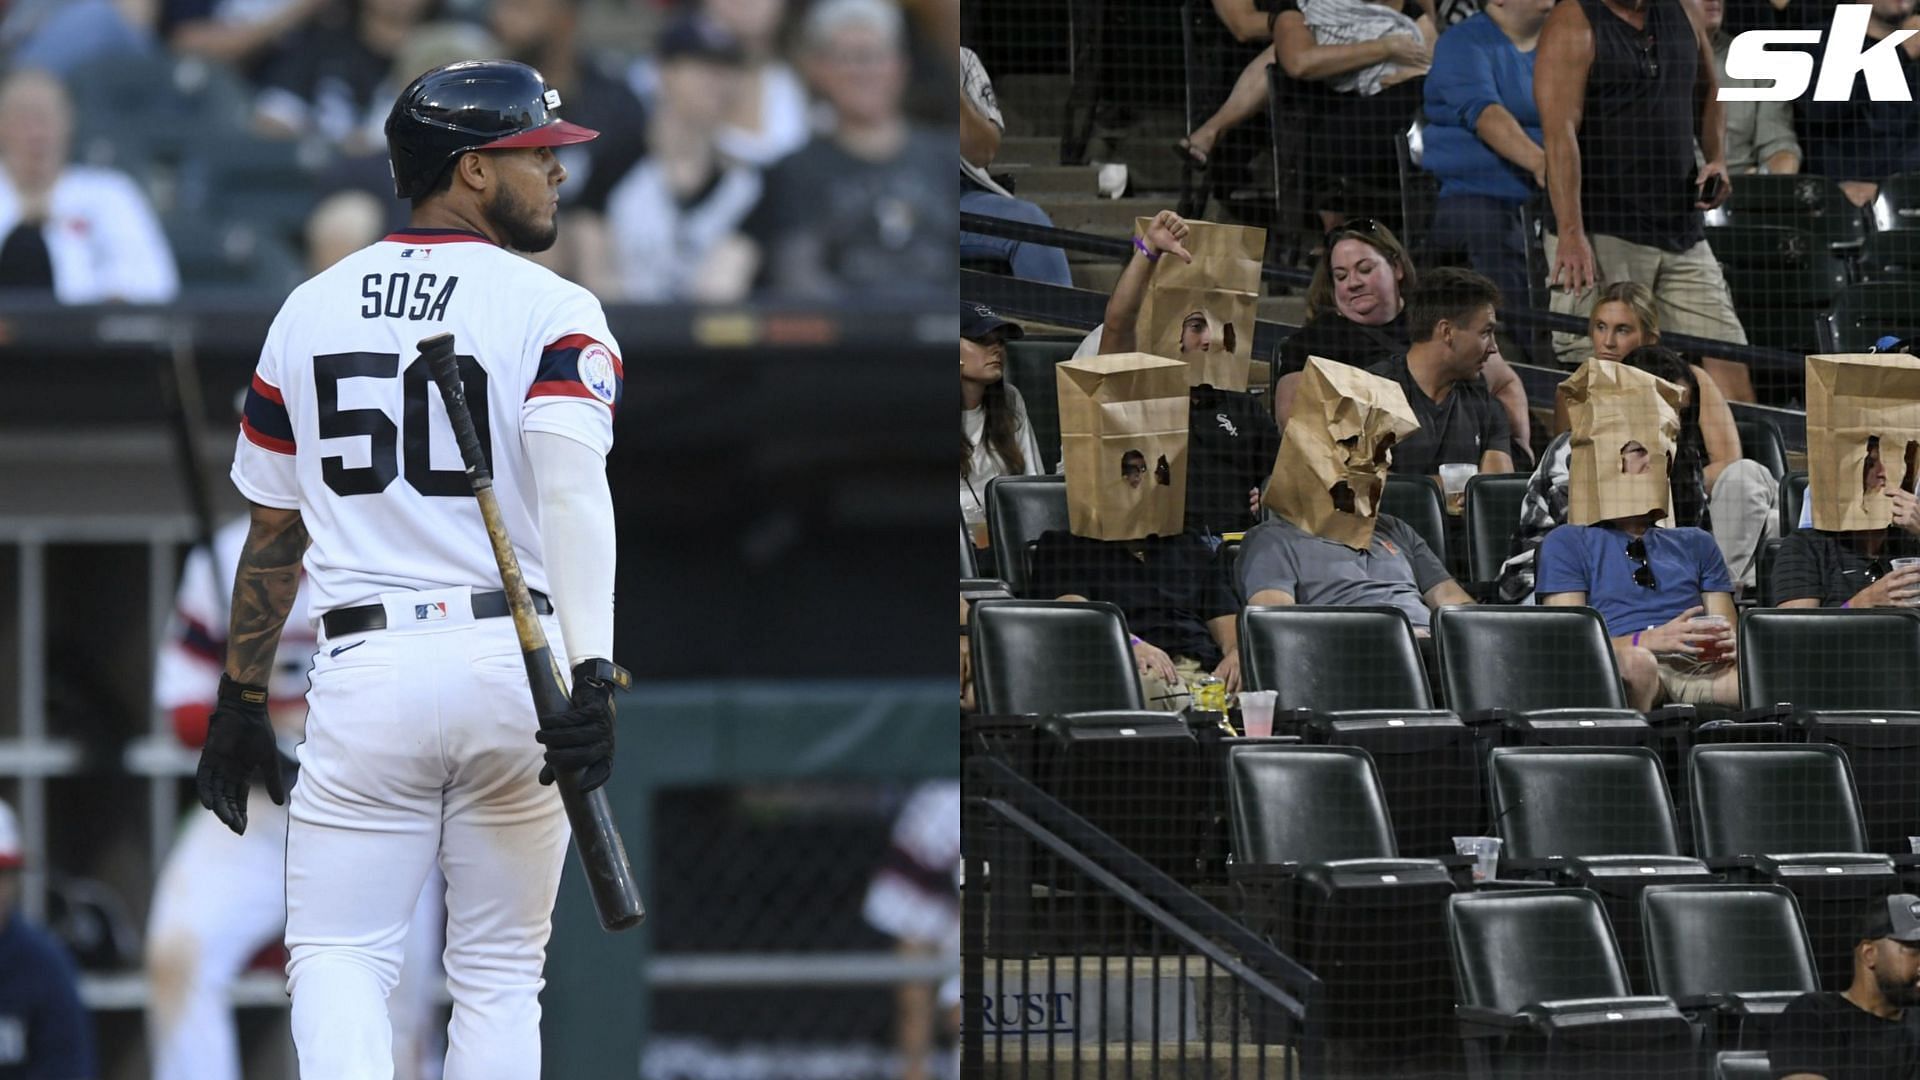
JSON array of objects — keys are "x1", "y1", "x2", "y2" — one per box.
[
  {"x1": 1264, "y1": 356, "x2": 1419, "y2": 550},
  {"x1": 1806, "y1": 353, "x2": 1920, "y2": 531},
  {"x1": 1057, "y1": 352, "x2": 1190, "y2": 541},
  {"x1": 1132, "y1": 218, "x2": 1265, "y2": 392},
  {"x1": 1563, "y1": 358, "x2": 1683, "y2": 526}
]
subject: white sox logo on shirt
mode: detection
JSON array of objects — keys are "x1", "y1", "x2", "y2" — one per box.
[{"x1": 579, "y1": 344, "x2": 618, "y2": 405}]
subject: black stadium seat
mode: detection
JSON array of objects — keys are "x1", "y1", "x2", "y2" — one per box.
[
  {"x1": 1381, "y1": 473, "x2": 1449, "y2": 570},
  {"x1": 1732, "y1": 415, "x2": 1788, "y2": 483},
  {"x1": 984, "y1": 475, "x2": 1067, "y2": 597},
  {"x1": 1463, "y1": 474, "x2": 1529, "y2": 597},
  {"x1": 969, "y1": 599, "x2": 1140, "y2": 715},
  {"x1": 1434, "y1": 605, "x2": 1653, "y2": 750},
  {"x1": 959, "y1": 520, "x2": 977, "y2": 578},
  {"x1": 1779, "y1": 470, "x2": 1808, "y2": 536},
  {"x1": 1447, "y1": 888, "x2": 1696, "y2": 1080},
  {"x1": 1240, "y1": 605, "x2": 1477, "y2": 856},
  {"x1": 1641, "y1": 884, "x2": 1818, "y2": 1051}
]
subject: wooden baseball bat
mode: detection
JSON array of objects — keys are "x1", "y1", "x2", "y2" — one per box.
[{"x1": 419, "y1": 332, "x2": 645, "y2": 933}]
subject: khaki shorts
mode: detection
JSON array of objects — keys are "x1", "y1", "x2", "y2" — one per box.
[
  {"x1": 1544, "y1": 232, "x2": 1748, "y2": 367},
  {"x1": 1656, "y1": 654, "x2": 1735, "y2": 706}
]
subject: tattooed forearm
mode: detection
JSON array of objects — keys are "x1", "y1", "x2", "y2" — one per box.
[{"x1": 226, "y1": 505, "x2": 309, "y2": 686}]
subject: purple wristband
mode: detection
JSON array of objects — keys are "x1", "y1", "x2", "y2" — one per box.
[
  {"x1": 1133, "y1": 236, "x2": 1159, "y2": 262},
  {"x1": 1631, "y1": 631, "x2": 1642, "y2": 647}
]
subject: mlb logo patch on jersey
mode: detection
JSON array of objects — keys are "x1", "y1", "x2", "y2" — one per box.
[
  {"x1": 579, "y1": 344, "x2": 619, "y2": 405},
  {"x1": 400, "y1": 248, "x2": 429, "y2": 260},
  {"x1": 414, "y1": 602, "x2": 449, "y2": 621}
]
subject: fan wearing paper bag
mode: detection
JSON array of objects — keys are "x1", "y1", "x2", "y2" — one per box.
[
  {"x1": 1771, "y1": 354, "x2": 1920, "y2": 610},
  {"x1": 1030, "y1": 353, "x2": 1244, "y2": 711},
  {"x1": 1237, "y1": 357, "x2": 1478, "y2": 641},
  {"x1": 1536, "y1": 359, "x2": 1741, "y2": 710}
]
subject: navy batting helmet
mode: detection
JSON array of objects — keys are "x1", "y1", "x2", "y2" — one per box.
[{"x1": 384, "y1": 59, "x2": 600, "y2": 201}]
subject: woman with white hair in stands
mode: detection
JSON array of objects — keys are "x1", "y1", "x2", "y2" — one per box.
[{"x1": 0, "y1": 68, "x2": 177, "y2": 303}]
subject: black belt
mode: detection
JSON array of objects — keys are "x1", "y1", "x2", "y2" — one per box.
[{"x1": 322, "y1": 590, "x2": 550, "y2": 638}]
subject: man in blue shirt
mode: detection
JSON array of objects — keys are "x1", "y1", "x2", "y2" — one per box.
[
  {"x1": 0, "y1": 799, "x2": 95, "y2": 1080},
  {"x1": 1537, "y1": 360, "x2": 1739, "y2": 710},
  {"x1": 1422, "y1": 0, "x2": 1553, "y2": 310}
]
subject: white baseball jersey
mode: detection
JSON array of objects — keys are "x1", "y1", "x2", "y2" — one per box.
[{"x1": 230, "y1": 227, "x2": 624, "y2": 617}]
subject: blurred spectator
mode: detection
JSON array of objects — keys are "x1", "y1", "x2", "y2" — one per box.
[
  {"x1": 861, "y1": 781, "x2": 959, "y2": 1080},
  {"x1": 159, "y1": 0, "x2": 322, "y2": 76},
  {"x1": 1275, "y1": 220, "x2": 1529, "y2": 460},
  {"x1": 303, "y1": 188, "x2": 384, "y2": 273},
  {"x1": 599, "y1": 15, "x2": 761, "y2": 302},
  {"x1": 1800, "y1": 0, "x2": 1920, "y2": 206},
  {"x1": 1769, "y1": 894, "x2": 1920, "y2": 1080},
  {"x1": 1030, "y1": 529, "x2": 1243, "y2": 707},
  {"x1": 253, "y1": 0, "x2": 437, "y2": 153},
  {"x1": 1538, "y1": 435, "x2": 1740, "y2": 710},
  {"x1": 0, "y1": 68, "x2": 177, "y2": 302},
  {"x1": 960, "y1": 301, "x2": 1041, "y2": 536},
  {"x1": 631, "y1": 0, "x2": 809, "y2": 169},
  {"x1": 0, "y1": 799, "x2": 97, "y2": 1080},
  {"x1": 1368, "y1": 267, "x2": 1516, "y2": 476},
  {"x1": 958, "y1": 46, "x2": 1071, "y2": 288},
  {"x1": 1085, "y1": 209, "x2": 1279, "y2": 537},
  {"x1": 1775, "y1": 436, "x2": 1920, "y2": 608},
  {"x1": 1701, "y1": 0, "x2": 1799, "y2": 174},
  {"x1": 4, "y1": 0, "x2": 153, "y2": 75},
  {"x1": 746, "y1": 0, "x2": 954, "y2": 297},
  {"x1": 1536, "y1": 0, "x2": 1754, "y2": 402},
  {"x1": 1422, "y1": 0, "x2": 1550, "y2": 308},
  {"x1": 489, "y1": 0, "x2": 646, "y2": 229}
]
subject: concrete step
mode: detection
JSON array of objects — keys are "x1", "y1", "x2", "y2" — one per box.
[
  {"x1": 994, "y1": 75, "x2": 1074, "y2": 138},
  {"x1": 1257, "y1": 295, "x2": 1308, "y2": 325},
  {"x1": 1004, "y1": 163, "x2": 1104, "y2": 199},
  {"x1": 999, "y1": 136, "x2": 1063, "y2": 168},
  {"x1": 1043, "y1": 197, "x2": 1166, "y2": 237},
  {"x1": 1071, "y1": 261, "x2": 1122, "y2": 294},
  {"x1": 980, "y1": 1040, "x2": 1295, "y2": 1080}
]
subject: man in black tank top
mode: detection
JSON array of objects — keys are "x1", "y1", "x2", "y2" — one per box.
[{"x1": 1535, "y1": 0, "x2": 1757, "y2": 402}]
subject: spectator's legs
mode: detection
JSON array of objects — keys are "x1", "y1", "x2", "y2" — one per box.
[
  {"x1": 1613, "y1": 642, "x2": 1660, "y2": 713},
  {"x1": 1181, "y1": 47, "x2": 1275, "y2": 166},
  {"x1": 1651, "y1": 240, "x2": 1755, "y2": 403},
  {"x1": 1542, "y1": 231, "x2": 1661, "y2": 366},
  {"x1": 1429, "y1": 195, "x2": 1530, "y2": 321},
  {"x1": 959, "y1": 191, "x2": 1075, "y2": 287},
  {"x1": 1707, "y1": 459, "x2": 1779, "y2": 593}
]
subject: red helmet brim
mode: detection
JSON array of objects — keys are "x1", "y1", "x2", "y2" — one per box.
[{"x1": 481, "y1": 118, "x2": 601, "y2": 150}]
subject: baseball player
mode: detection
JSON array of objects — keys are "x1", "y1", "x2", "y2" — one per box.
[
  {"x1": 196, "y1": 60, "x2": 626, "y2": 1080},
  {"x1": 146, "y1": 515, "x2": 446, "y2": 1080}
]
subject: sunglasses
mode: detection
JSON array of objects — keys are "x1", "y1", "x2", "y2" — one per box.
[
  {"x1": 1634, "y1": 27, "x2": 1659, "y2": 79},
  {"x1": 1627, "y1": 537, "x2": 1659, "y2": 590},
  {"x1": 1324, "y1": 217, "x2": 1385, "y2": 251}
]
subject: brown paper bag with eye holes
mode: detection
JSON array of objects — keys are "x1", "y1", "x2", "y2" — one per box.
[
  {"x1": 1132, "y1": 218, "x2": 1265, "y2": 391},
  {"x1": 1806, "y1": 353, "x2": 1920, "y2": 531},
  {"x1": 1563, "y1": 358, "x2": 1684, "y2": 526},
  {"x1": 1264, "y1": 356, "x2": 1420, "y2": 550},
  {"x1": 1135, "y1": 285, "x2": 1256, "y2": 391},
  {"x1": 1057, "y1": 352, "x2": 1191, "y2": 541}
]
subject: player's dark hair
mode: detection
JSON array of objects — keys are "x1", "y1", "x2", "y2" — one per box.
[
  {"x1": 410, "y1": 157, "x2": 462, "y2": 210},
  {"x1": 1406, "y1": 267, "x2": 1500, "y2": 343}
]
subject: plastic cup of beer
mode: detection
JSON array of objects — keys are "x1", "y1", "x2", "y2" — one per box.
[
  {"x1": 1454, "y1": 836, "x2": 1502, "y2": 884},
  {"x1": 1439, "y1": 464, "x2": 1477, "y2": 515},
  {"x1": 1690, "y1": 614, "x2": 1730, "y2": 662},
  {"x1": 1238, "y1": 691, "x2": 1279, "y2": 738}
]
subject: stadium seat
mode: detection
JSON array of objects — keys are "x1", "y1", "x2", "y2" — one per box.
[
  {"x1": 65, "y1": 52, "x2": 252, "y2": 170},
  {"x1": 1463, "y1": 474, "x2": 1529, "y2": 598},
  {"x1": 1819, "y1": 283, "x2": 1920, "y2": 352},
  {"x1": 1227, "y1": 743, "x2": 1455, "y2": 1049},
  {"x1": 1003, "y1": 337, "x2": 1077, "y2": 474},
  {"x1": 1447, "y1": 888, "x2": 1695, "y2": 1080},
  {"x1": 1393, "y1": 123, "x2": 1452, "y2": 269},
  {"x1": 1738, "y1": 607, "x2": 1920, "y2": 855},
  {"x1": 1382, "y1": 473, "x2": 1449, "y2": 569},
  {"x1": 1870, "y1": 173, "x2": 1920, "y2": 231},
  {"x1": 1486, "y1": 747, "x2": 1712, "y2": 991},
  {"x1": 1641, "y1": 883, "x2": 1818, "y2": 1051},
  {"x1": 959, "y1": 520, "x2": 977, "y2": 578},
  {"x1": 1240, "y1": 605, "x2": 1476, "y2": 856},
  {"x1": 984, "y1": 475, "x2": 1067, "y2": 597},
  {"x1": 1688, "y1": 743, "x2": 1896, "y2": 989},
  {"x1": 1723, "y1": 174, "x2": 1869, "y2": 251},
  {"x1": 1713, "y1": 1051, "x2": 1773, "y2": 1080},
  {"x1": 1732, "y1": 415, "x2": 1788, "y2": 482},
  {"x1": 1706, "y1": 222, "x2": 1847, "y2": 352},
  {"x1": 1432, "y1": 606, "x2": 1654, "y2": 750},
  {"x1": 163, "y1": 215, "x2": 304, "y2": 298},
  {"x1": 1780, "y1": 471, "x2": 1807, "y2": 536},
  {"x1": 969, "y1": 599, "x2": 1141, "y2": 715},
  {"x1": 1858, "y1": 227, "x2": 1920, "y2": 282},
  {"x1": 176, "y1": 135, "x2": 320, "y2": 250},
  {"x1": 1754, "y1": 538, "x2": 1784, "y2": 607}
]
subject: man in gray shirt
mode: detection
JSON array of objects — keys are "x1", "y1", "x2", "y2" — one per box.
[{"x1": 1238, "y1": 513, "x2": 1475, "y2": 633}]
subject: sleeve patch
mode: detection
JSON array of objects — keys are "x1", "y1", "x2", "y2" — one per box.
[
  {"x1": 241, "y1": 373, "x2": 295, "y2": 454},
  {"x1": 530, "y1": 334, "x2": 623, "y2": 410}
]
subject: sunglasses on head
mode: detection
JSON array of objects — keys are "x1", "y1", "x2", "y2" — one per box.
[
  {"x1": 1626, "y1": 537, "x2": 1659, "y2": 590},
  {"x1": 1324, "y1": 218, "x2": 1385, "y2": 251}
]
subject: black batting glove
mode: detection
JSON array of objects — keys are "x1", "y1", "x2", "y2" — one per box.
[
  {"x1": 535, "y1": 661, "x2": 626, "y2": 793},
  {"x1": 196, "y1": 674, "x2": 287, "y2": 835}
]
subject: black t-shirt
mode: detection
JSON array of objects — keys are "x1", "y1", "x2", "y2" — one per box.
[
  {"x1": 1027, "y1": 531, "x2": 1237, "y2": 669},
  {"x1": 1772, "y1": 530, "x2": 1920, "y2": 608},
  {"x1": 256, "y1": 25, "x2": 393, "y2": 149},
  {"x1": 1187, "y1": 387, "x2": 1280, "y2": 537},
  {"x1": 551, "y1": 54, "x2": 649, "y2": 215},
  {"x1": 1770, "y1": 991, "x2": 1920, "y2": 1080},
  {"x1": 1277, "y1": 310, "x2": 1409, "y2": 380},
  {"x1": 1366, "y1": 354, "x2": 1511, "y2": 476}
]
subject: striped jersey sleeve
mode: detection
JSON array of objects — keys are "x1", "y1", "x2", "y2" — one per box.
[
  {"x1": 231, "y1": 322, "x2": 300, "y2": 508},
  {"x1": 522, "y1": 286, "x2": 622, "y2": 455}
]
